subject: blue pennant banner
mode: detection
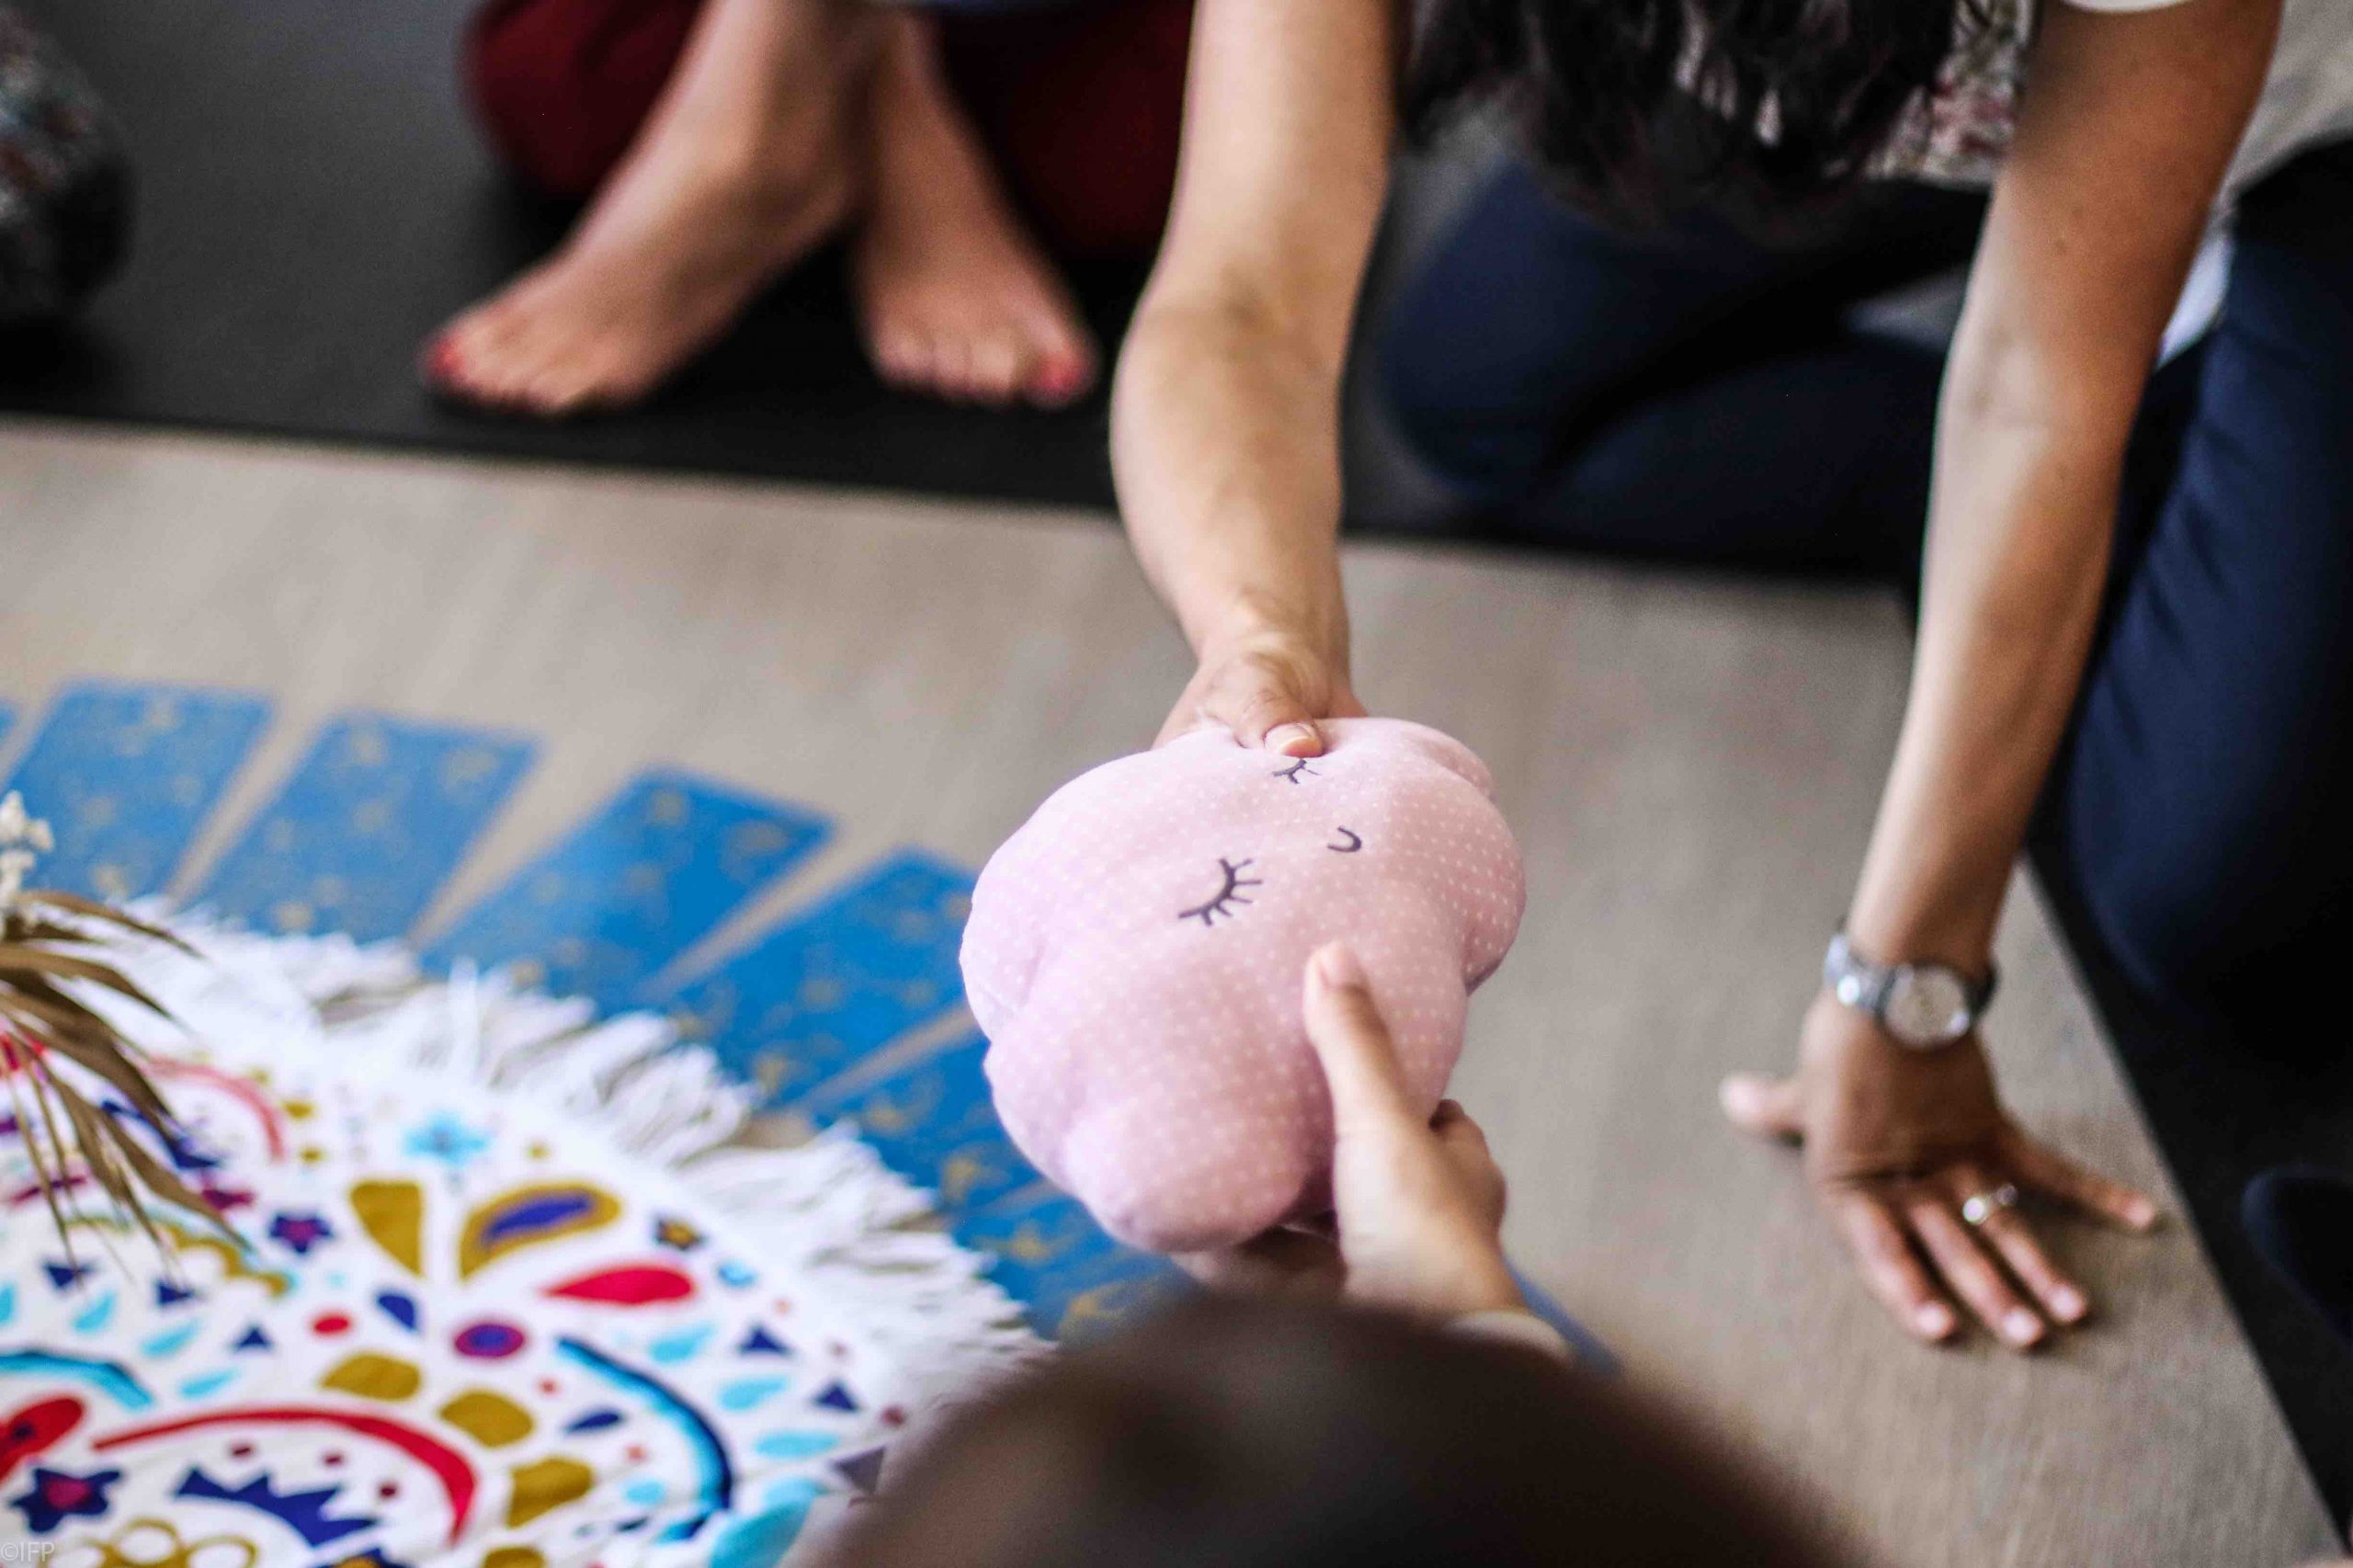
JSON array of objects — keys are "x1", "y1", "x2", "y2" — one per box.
[
  {"x1": 954, "y1": 1189, "x2": 1188, "y2": 1344},
  {"x1": 197, "y1": 712, "x2": 535, "y2": 942},
  {"x1": 662, "y1": 850, "x2": 974, "y2": 1108},
  {"x1": 423, "y1": 770, "x2": 831, "y2": 1011},
  {"x1": 1, "y1": 682, "x2": 271, "y2": 901},
  {"x1": 810, "y1": 1033, "x2": 1039, "y2": 1220}
]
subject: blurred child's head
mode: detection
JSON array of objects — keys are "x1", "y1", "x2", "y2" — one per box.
[{"x1": 824, "y1": 1295, "x2": 1854, "y2": 1568}]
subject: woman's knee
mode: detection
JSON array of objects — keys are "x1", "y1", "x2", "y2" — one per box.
[
  {"x1": 2080, "y1": 835, "x2": 2353, "y2": 1037},
  {"x1": 2061, "y1": 617, "x2": 2353, "y2": 1026},
  {"x1": 1377, "y1": 271, "x2": 1575, "y2": 505},
  {"x1": 1376, "y1": 165, "x2": 1617, "y2": 504},
  {"x1": 463, "y1": 0, "x2": 704, "y2": 198},
  {"x1": 2064, "y1": 272, "x2": 2353, "y2": 1022}
]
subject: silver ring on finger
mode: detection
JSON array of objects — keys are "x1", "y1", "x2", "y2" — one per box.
[{"x1": 1960, "y1": 1183, "x2": 2021, "y2": 1227}]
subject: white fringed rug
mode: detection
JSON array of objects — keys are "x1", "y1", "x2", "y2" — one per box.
[{"x1": 0, "y1": 915, "x2": 1038, "y2": 1566}]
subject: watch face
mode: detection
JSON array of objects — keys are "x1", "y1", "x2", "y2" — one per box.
[{"x1": 1883, "y1": 966, "x2": 1971, "y2": 1047}]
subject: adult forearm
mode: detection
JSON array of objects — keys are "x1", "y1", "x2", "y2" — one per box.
[
  {"x1": 1110, "y1": 294, "x2": 1350, "y2": 663},
  {"x1": 1846, "y1": 370, "x2": 2131, "y2": 966}
]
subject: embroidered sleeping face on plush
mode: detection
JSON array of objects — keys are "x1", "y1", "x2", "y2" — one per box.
[{"x1": 961, "y1": 718, "x2": 1526, "y2": 1255}]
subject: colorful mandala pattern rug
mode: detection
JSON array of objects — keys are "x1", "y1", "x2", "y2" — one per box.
[{"x1": 0, "y1": 915, "x2": 1037, "y2": 1566}]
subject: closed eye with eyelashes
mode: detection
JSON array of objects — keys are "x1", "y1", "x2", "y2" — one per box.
[{"x1": 1178, "y1": 856, "x2": 1264, "y2": 926}]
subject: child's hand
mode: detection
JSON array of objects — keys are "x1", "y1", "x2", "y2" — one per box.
[{"x1": 1178, "y1": 942, "x2": 1525, "y2": 1320}]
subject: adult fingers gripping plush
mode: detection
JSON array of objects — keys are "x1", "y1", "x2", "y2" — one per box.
[
  {"x1": 1154, "y1": 630, "x2": 1368, "y2": 755},
  {"x1": 961, "y1": 718, "x2": 1527, "y2": 1256}
]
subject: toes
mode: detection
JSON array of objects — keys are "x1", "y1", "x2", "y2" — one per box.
[
  {"x1": 466, "y1": 344, "x2": 548, "y2": 413},
  {"x1": 442, "y1": 290, "x2": 620, "y2": 417},
  {"x1": 1022, "y1": 313, "x2": 1097, "y2": 407},
  {"x1": 873, "y1": 323, "x2": 939, "y2": 395},
  {"x1": 931, "y1": 336, "x2": 976, "y2": 402},
  {"x1": 427, "y1": 303, "x2": 543, "y2": 410},
  {"x1": 419, "y1": 333, "x2": 464, "y2": 392},
  {"x1": 1027, "y1": 349, "x2": 1094, "y2": 407},
  {"x1": 422, "y1": 314, "x2": 505, "y2": 402},
  {"x1": 521, "y1": 359, "x2": 594, "y2": 419},
  {"x1": 436, "y1": 278, "x2": 547, "y2": 373},
  {"x1": 1025, "y1": 350, "x2": 1093, "y2": 409},
  {"x1": 870, "y1": 326, "x2": 920, "y2": 389},
  {"x1": 967, "y1": 335, "x2": 1022, "y2": 406},
  {"x1": 528, "y1": 335, "x2": 653, "y2": 418},
  {"x1": 901, "y1": 332, "x2": 944, "y2": 396},
  {"x1": 857, "y1": 264, "x2": 1100, "y2": 407}
]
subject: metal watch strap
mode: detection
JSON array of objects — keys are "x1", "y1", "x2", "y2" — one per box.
[{"x1": 1824, "y1": 929, "x2": 1998, "y2": 1045}]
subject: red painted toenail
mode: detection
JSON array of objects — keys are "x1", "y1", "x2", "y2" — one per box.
[{"x1": 1035, "y1": 360, "x2": 1087, "y2": 401}]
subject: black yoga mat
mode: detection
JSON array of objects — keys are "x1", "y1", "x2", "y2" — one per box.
[
  {"x1": 2029, "y1": 846, "x2": 2353, "y2": 1540},
  {"x1": 1, "y1": 0, "x2": 1138, "y2": 509}
]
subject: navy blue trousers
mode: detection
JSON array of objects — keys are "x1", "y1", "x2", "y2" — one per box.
[{"x1": 1380, "y1": 146, "x2": 2353, "y2": 1026}]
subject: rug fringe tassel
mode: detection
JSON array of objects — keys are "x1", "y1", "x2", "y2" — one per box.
[{"x1": 101, "y1": 906, "x2": 1047, "y2": 1403}]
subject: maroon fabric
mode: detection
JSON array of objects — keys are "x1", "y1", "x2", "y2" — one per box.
[
  {"x1": 935, "y1": 0, "x2": 1190, "y2": 259},
  {"x1": 462, "y1": 0, "x2": 1190, "y2": 260},
  {"x1": 462, "y1": 0, "x2": 701, "y2": 200}
]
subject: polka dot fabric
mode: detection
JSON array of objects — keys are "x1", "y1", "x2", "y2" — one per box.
[{"x1": 961, "y1": 720, "x2": 1526, "y2": 1253}]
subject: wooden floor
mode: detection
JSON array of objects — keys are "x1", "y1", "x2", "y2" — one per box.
[{"x1": 0, "y1": 420, "x2": 2333, "y2": 1565}]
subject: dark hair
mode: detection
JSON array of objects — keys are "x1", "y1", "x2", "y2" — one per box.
[
  {"x1": 821, "y1": 1296, "x2": 1858, "y2": 1568},
  {"x1": 1404, "y1": 0, "x2": 1990, "y2": 219}
]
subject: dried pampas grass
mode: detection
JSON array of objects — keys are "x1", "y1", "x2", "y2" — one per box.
[{"x1": 0, "y1": 791, "x2": 221, "y2": 1263}]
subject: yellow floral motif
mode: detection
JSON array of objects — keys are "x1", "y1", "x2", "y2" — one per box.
[
  {"x1": 480, "y1": 1551, "x2": 547, "y2": 1568},
  {"x1": 441, "y1": 1388, "x2": 536, "y2": 1449},
  {"x1": 350, "y1": 1178, "x2": 425, "y2": 1275},
  {"x1": 56, "y1": 1518, "x2": 257, "y2": 1568},
  {"x1": 320, "y1": 1351, "x2": 424, "y2": 1402},
  {"x1": 506, "y1": 1458, "x2": 595, "y2": 1528},
  {"x1": 459, "y1": 1182, "x2": 621, "y2": 1278}
]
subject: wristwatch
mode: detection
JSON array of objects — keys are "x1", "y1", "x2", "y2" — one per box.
[{"x1": 1822, "y1": 929, "x2": 1997, "y2": 1050}]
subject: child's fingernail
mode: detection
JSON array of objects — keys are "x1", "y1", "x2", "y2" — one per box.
[
  {"x1": 1915, "y1": 1302, "x2": 1956, "y2": 1338},
  {"x1": 2051, "y1": 1286, "x2": 2087, "y2": 1322},
  {"x1": 1267, "y1": 723, "x2": 1318, "y2": 755},
  {"x1": 1313, "y1": 943, "x2": 1367, "y2": 991},
  {"x1": 2003, "y1": 1308, "x2": 2044, "y2": 1346},
  {"x1": 2124, "y1": 1197, "x2": 2160, "y2": 1230}
]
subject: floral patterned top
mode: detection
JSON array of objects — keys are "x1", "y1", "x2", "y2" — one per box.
[
  {"x1": 1893, "y1": 0, "x2": 2353, "y2": 197},
  {"x1": 1898, "y1": 0, "x2": 2038, "y2": 187}
]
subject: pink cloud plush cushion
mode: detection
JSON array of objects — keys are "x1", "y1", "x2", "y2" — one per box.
[{"x1": 961, "y1": 719, "x2": 1526, "y2": 1253}]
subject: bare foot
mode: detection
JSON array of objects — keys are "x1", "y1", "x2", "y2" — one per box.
[
  {"x1": 423, "y1": 0, "x2": 873, "y2": 416},
  {"x1": 851, "y1": 16, "x2": 1096, "y2": 409}
]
